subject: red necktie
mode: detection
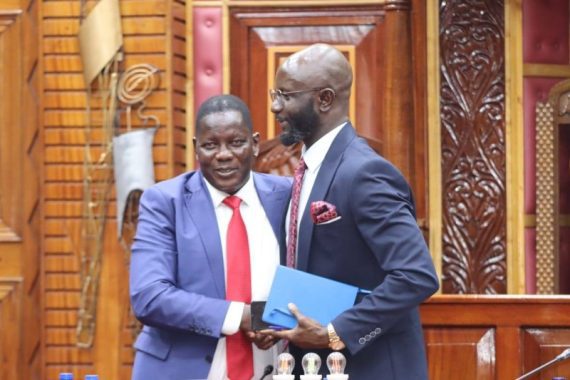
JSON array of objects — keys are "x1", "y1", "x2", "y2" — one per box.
[
  {"x1": 223, "y1": 195, "x2": 253, "y2": 380},
  {"x1": 287, "y1": 158, "x2": 307, "y2": 268}
]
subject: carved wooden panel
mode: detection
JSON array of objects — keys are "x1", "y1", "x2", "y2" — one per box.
[
  {"x1": 440, "y1": 0, "x2": 507, "y2": 294},
  {"x1": 424, "y1": 327, "x2": 495, "y2": 380}
]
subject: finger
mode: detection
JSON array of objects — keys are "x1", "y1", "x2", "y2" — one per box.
[
  {"x1": 265, "y1": 329, "x2": 289, "y2": 340},
  {"x1": 287, "y1": 303, "x2": 303, "y2": 319},
  {"x1": 257, "y1": 335, "x2": 275, "y2": 350},
  {"x1": 289, "y1": 303, "x2": 314, "y2": 326},
  {"x1": 260, "y1": 334, "x2": 275, "y2": 344},
  {"x1": 258, "y1": 328, "x2": 287, "y2": 336},
  {"x1": 260, "y1": 340, "x2": 276, "y2": 350},
  {"x1": 288, "y1": 303, "x2": 298, "y2": 314}
]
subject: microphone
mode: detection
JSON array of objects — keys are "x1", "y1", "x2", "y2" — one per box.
[
  {"x1": 515, "y1": 348, "x2": 570, "y2": 380},
  {"x1": 259, "y1": 365, "x2": 274, "y2": 380}
]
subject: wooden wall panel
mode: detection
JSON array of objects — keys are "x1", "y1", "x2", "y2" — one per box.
[
  {"x1": 41, "y1": 0, "x2": 186, "y2": 378},
  {"x1": 422, "y1": 296, "x2": 570, "y2": 379},
  {"x1": 425, "y1": 327, "x2": 495, "y2": 379},
  {"x1": 522, "y1": 329, "x2": 570, "y2": 378},
  {"x1": 229, "y1": 6, "x2": 386, "y2": 144},
  {"x1": 0, "y1": 11, "x2": 23, "y2": 243},
  {"x1": 410, "y1": 0, "x2": 428, "y2": 232},
  {"x1": 21, "y1": 0, "x2": 43, "y2": 378},
  {"x1": 229, "y1": 2, "x2": 429, "y2": 238},
  {"x1": 0, "y1": 1, "x2": 42, "y2": 379},
  {"x1": 0, "y1": 279, "x2": 23, "y2": 380}
]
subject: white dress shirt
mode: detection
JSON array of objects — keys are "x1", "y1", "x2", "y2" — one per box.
[
  {"x1": 285, "y1": 123, "x2": 346, "y2": 251},
  {"x1": 204, "y1": 174, "x2": 281, "y2": 380}
]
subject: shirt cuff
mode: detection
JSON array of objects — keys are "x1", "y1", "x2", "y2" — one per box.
[{"x1": 221, "y1": 301, "x2": 245, "y2": 335}]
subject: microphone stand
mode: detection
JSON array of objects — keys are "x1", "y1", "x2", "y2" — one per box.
[
  {"x1": 515, "y1": 348, "x2": 570, "y2": 380},
  {"x1": 259, "y1": 365, "x2": 274, "y2": 380}
]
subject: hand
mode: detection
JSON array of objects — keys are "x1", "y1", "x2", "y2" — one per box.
[
  {"x1": 240, "y1": 305, "x2": 279, "y2": 350},
  {"x1": 259, "y1": 303, "x2": 329, "y2": 349},
  {"x1": 246, "y1": 331, "x2": 280, "y2": 350}
]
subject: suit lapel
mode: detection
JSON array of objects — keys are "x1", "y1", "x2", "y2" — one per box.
[
  {"x1": 279, "y1": 192, "x2": 291, "y2": 266},
  {"x1": 253, "y1": 173, "x2": 289, "y2": 240},
  {"x1": 296, "y1": 124, "x2": 357, "y2": 271},
  {"x1": 183, "y1": 172, "x2": 225, "y2": 298}
]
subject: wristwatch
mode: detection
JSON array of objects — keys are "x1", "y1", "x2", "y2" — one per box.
[{"x1": 327, "y1": 323, "x2": 346, "y2": 351}]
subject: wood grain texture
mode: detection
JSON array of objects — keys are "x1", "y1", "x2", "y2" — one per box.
[
  {"x1": 0, "y1": 11, "x2": 23, "y2": 242},
  {"x1": 0, "y1": 279, "x2": 23, "y2": 380},
  {"x1": 439, "y1": 0, "x2": 507, "y2": 294},
  {"x1": 0, "y1": 1, "x2": 42, "y2": 379},
  {"x1": 41, "y1": 0, "x2": 186, "y2": 377},
  {"x1": 229, "y1": 5, "x2": 386, "y2": 143},
  {"x1": 230, "y1": 1, "x2": 429, "y2": 240},
  {"x1": 425, "y1": 327, "x2": 495, "y2": 379},
  {"x1": 422, "y1": 295, "x2": 570, "y2": 379}
]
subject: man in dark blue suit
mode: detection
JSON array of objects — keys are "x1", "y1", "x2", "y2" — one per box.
[
  {"x1": 263, "y1": 44, "x2": 439, "y2": 379},
  {"x1": 130, "y1": 95, "x2": 290, "y2": 380}
]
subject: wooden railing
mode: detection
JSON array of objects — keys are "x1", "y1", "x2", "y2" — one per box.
[{"x1": 421, "y1": 295, "x2": 570, "y2": 380}]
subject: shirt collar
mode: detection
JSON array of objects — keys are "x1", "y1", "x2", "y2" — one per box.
[
  {"x1": 203, "y1": 172, "x2": 257, "y2": 208},
  {"x1": 301, "y1": 122, "x2": 346, "y2": 172}
]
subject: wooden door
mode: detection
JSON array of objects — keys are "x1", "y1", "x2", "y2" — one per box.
[
  {"x1": 228, "y1": 2, "x2": 428, "y2": 236},
  {"x1": 0, "y1": 1, "x2": 42, "y2": 379}
]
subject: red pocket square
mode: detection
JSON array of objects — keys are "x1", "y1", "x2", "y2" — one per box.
[{"x1": 310, "y1": 201, "x2": 341, "y2": 224}]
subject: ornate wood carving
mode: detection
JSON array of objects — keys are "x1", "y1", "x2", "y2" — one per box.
[
  {"x1": 439, "y1": 0, "x2": 507, "y2": 294},
  {"x1": 255, "y1": 138, "x2": 301, "y2": 176}
]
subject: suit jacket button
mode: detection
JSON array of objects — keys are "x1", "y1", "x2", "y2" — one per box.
[
  {"x1": 358, "y1": 337, "x2": 366, "y2": 345},
  {"x1": 365, "y1": 334, "x2": 371, "y2": 341},
  {"x1": 370, "y1": 331, "x2": 377, "y2": 337},
  {"x1": 375, "y1": 327, "x2": 382, "y2": 334}
]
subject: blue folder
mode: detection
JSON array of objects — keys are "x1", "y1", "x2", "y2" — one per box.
[{"x1": 262, "y1": 266, "x2": 368, "y2": 329}]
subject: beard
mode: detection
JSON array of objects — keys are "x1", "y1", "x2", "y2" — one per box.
[{"x1": 278, "y1": 102, "x2": 319, "y2": 146}]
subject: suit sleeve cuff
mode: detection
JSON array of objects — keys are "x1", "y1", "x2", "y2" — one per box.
[{"x1": 221, "y1": 301, "x2": 244, "y2": 335}]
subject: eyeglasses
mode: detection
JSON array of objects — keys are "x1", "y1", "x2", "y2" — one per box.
[{"x1": 269, "y1": 87, "x2": 324, "y2": 102}]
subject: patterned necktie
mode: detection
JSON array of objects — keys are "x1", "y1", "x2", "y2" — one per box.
[
  {"x1": 287, "y1": 158, "x2": 307, "y2": 268},
  {"x1": 222, "y1": 195, "x2": 253, "y2": 380}
]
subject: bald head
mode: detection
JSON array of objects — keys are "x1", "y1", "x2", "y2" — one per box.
[
  {"x1": 271, "y1": 43, "x2": 353, "y2": 147},
  {"x1": 281, "y1": 43, "x2": 353, "y2": 101}
]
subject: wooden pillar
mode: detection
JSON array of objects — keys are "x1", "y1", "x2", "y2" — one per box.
[{"x1": 382, "y1": 0, "x2": 414, "y2": 182}]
